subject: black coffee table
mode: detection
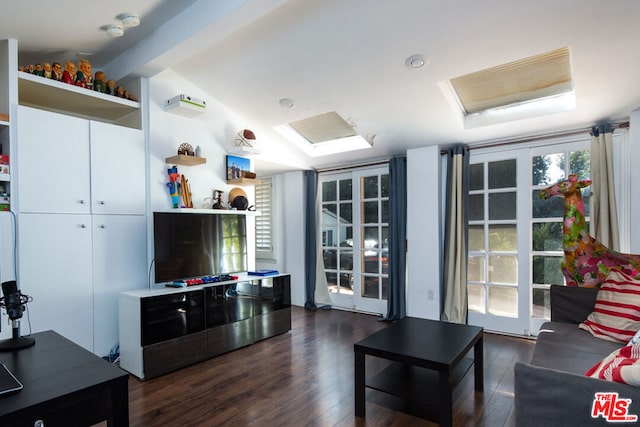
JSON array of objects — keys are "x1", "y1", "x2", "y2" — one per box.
[{"x1": 354, "y1": 317, "x2": 483, "y2": 426}]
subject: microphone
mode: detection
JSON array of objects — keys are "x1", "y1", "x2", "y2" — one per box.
[
  {"x1": 1, "y1": 281, "x2": 25, "y2": 321},
  {"x1": 0, "y1": 280, "x2": 35, "y2": 351}
]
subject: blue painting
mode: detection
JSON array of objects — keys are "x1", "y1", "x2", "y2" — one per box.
[{"x1": 226, "y1": 155, "x2": 251, "y2": 180}]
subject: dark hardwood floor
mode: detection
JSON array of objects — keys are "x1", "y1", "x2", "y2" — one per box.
[{"x1": 126, "y1": 306, "x2": 535, "y2": 426}]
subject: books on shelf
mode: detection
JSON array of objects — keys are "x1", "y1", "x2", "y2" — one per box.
[{"x1": 248, "y1": 270, "x2": 279, "y2": 276}]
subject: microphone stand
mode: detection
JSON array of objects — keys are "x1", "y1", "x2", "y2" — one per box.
[{"x1": 0, "y1": 318, "x2": 35, "y2": 351}]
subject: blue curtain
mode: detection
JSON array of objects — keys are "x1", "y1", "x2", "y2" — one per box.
[
  {"x1": 304, "y1": 170, "x2": 318, "y2": 310},
  {"x1": 381, "y1": 156, "x2": 407, "y2": 320},
  {"x1": 441, "y1": 144, "x2": 470, "y2": 324}
]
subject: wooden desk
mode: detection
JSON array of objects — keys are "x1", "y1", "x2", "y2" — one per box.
[
  {"x1": 0, "y1": 330, "x2": 129, "y2": 426},
  {"x1": 354, "y1": 317, "x2": 483, "y2": 426}
]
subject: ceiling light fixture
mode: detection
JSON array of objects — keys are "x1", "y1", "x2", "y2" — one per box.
[
  {"x1": 405, "y1": 54, "x2": 429, "y2": 70},
  {"x1": 279, "y1": 98, "x2": 295, "y2": 108},
  {"x1": 119, "y1": 13, "x2": 140, "y2": 28},
  {"x1": 104, "y1": 24, "x2": 124, "y2": 37}
]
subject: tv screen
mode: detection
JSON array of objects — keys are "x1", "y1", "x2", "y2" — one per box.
[{"x1": 153, "y1": 212, "x2": 248, "y2": 283}]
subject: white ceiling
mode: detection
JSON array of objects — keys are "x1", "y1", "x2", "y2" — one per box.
[{"x1": 3, "y1": 0, "x2": 640, "y2": 174}]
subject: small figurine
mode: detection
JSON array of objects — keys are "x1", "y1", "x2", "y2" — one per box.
[
  {"x1": 34, "y1": 63, "x2": 44, "y2": 77},
  {"x1": 106, "y1": 79, "x2": 116, "y2": 95},
  {"x1": 76, "y1": 59, "x2": 93, "y2": 89},
  {"x1": 27, "y1": 64, "x2": 35, "y2": 74},
  {"x1": 166, "y1": 166, "x2": 181, "y2": 208},
  {"x1": 115, "y1": 86, "x2": 125, "y2": 98},
  {"x1": 93, "y1": 71, "x2": 107, "y2": 93},
  {"x1": 43, "y1": 63, "x2": 52, "y2": 79},
  {"x1": 51, "y1": 62, "x2": 63, "y2": 81},
  {"x1": 62, "y1": 61, "x2": 76, "y2": 85},
  {"x1": 212, "y1": 190, "x2": 226, "y2": 210}
]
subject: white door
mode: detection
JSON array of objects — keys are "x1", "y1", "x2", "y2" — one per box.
[
  {"x1": 16, "y1": 106, "x2": 90, "y2": 214},
  {"x1": 17, "y1": 213, "x2": 94, "y2": 351},
  {"x1": 320, "y1": 166, "x2": 389, "y2": 315},
  {"x1": 90, "y1": 122, "x2": 145, "y2": 215},
  {"x1": 467, "y1": 151, "x2": 531, "y2": 335},
  {"x1": 92, "y1": 214, "x2": 147, "y2": 356}
]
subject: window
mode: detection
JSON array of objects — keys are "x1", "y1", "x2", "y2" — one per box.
[
  {"x1": 255, "y1": 177, "x2": 274, "y2": 259},
  {"x1": 530, "y1": 144, "x2": 590, "y2": 318},
  {"x1": 468, "y1": 158, "x2": 520, "y2": 317}
]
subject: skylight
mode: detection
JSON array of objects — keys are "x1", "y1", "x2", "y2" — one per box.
[
  {"x1": 274, "y1": 112, "x2": 372, "y2": 157},
  {"x1": 442, "y1": 47, "x2": 576, "y2": 128}
]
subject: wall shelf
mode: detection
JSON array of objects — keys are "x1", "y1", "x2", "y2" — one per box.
[
  {"x1": 227, "y1": 177, "x2": 261, "y2": 185},
  {"x1": 165, "y1": 154, "x2": 206, "y2": 166},
  {"x1": 18, "y1": 71, "x2": 139, "y2": 123}
]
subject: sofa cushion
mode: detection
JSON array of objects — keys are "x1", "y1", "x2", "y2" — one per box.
[
  {"x1": 550, "y1": 284, "x2": 599, "y2": 324},
  {"x1": 586, "y1": 343, "x2": 640, "y2": 386},
  {"x1": 579, "y1": 269, "x2": 640, "y2": 343},
  {"x1": 533, "y1": 321, "x2": 622, "y2": 374}
]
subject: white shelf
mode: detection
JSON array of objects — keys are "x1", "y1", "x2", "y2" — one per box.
[
  {"x1": 0, "y1": 120, "x2": 8, "y2": 127},
  {"x1": 157, "y1": 208, "x2": 260, "y2": 216},
  {"x1": 18, "y1": 71, "x2": 139, "y2": 122},
  {"x1": 0, "y1": 173, "x2": 9, "y2": 182}
]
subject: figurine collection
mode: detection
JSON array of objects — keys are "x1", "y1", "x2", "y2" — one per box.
[{"x1": 18, "y1": 59, "x2": 137, "y2": 101}]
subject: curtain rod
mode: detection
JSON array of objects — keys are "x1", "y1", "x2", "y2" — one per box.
[
  {"x1": 317, "y1": 158, "x2": 390, "y2": 173},
  {"x1": 441, "y1": 121, "x2": 629, "y2": 153}
]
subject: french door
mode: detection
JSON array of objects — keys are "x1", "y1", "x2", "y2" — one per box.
[
  {"x1": 467, "y1": 150, "x2": 531, "y2": 335},
  {"x1": 468, "y1": 139, "x2": 591, "y2": 335},
  {"x1": 320, "y1": 166, "x2": 389, "y2": 314}
]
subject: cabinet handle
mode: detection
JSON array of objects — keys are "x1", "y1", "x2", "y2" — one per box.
[
  {"x1": 79, "y1": 224, "x2": 86, "y2": 228},
  {"x1": 98, "y1": 200, "x2": 105, "y2": 205},
  {"x1": 78, "y1": 199, "x2": 85, "y2": 204},
  {"x1": 99, "y1": 224, "x2": 106, "y2": 229}
]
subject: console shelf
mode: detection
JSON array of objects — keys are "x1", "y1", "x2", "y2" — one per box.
[{"x1": 119, "y1": 273, "x2": 291, "y2": 379}]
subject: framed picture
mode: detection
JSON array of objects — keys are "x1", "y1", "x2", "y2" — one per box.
[{"x1": 226, "y1": 154, "x2": 251, "y2": 181}]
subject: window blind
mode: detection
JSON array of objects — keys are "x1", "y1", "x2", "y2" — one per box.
[{"x1": 255, "y1": 177, "x2": 273, "y2": 255}]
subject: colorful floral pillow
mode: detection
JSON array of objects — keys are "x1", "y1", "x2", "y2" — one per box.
[{"x1": 579, "y1": 269, "x2": 640, "y2": 343}]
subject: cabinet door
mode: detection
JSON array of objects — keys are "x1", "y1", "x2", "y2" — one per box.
[
  {"x1": 90, "y1": 121, "x2": 145, "y2": 215},
  {"x1": 92, "y1": 214, "x2": 147, "y2": 356},
  {"x1": 17, "y1": 213, "x2": 94, "y2": 351},
  {"x1": 16, "y1": 106, "x2": 91, "y2": 213}
]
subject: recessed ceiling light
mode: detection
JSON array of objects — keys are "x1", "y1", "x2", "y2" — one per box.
[
  {"x1": 405, "y1": 54, "x2": 429, "y2": 70},
  {"x1": 279, "y1": 98, "x2": 295, "y2": 108}
]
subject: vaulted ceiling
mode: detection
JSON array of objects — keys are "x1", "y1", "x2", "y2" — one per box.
[{"x1": 3, "y1": 0, "x2": 640, "y2": 174}]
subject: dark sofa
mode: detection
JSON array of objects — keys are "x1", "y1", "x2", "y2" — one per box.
[{"x1": 514, "y1": 285, "x2": 640, "y2": 426}]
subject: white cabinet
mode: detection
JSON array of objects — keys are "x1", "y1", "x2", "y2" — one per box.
[
  {"x1": 90, "y1": 121, "x2": 145, "y2": 215},
  {"x1": 16, "y1": 106, "x2": 145, "y2": 215},
  {"x1": 17, "y1": 213, "x2": 94, "y2": 351},
  {"x1": 92, "y1": 214, "x2": 147, "y2": 355},
  {"x1": 17, "y1": 106, "x2": 91, "y2": 213},
  {"x1": 15, "y1": 106, "x2": 147, "y2": 355},
  {"x1": 17, "y1": 213, "x2": 147, "y2": 354}
]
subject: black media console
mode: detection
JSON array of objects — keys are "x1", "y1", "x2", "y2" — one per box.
[{"x1": 119, "y1": 274, "x2": 291, "y2": 379}]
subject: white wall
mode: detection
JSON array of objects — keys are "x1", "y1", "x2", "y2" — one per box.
[
  {"x1": 406, "y1": 145, "x2": 442, "y2": 320},
  {"x1": 147, "y1": 69, "x2": 258, "y2": 281}
]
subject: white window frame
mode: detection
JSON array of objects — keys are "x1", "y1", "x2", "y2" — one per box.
[{"x1": 255, "y1": 177, "x2": 275, "y2": 260}]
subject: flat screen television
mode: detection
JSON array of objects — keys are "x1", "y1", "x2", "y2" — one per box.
[{"x1": 153, "y1": 212, "x2": 248, "y2": 283}]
